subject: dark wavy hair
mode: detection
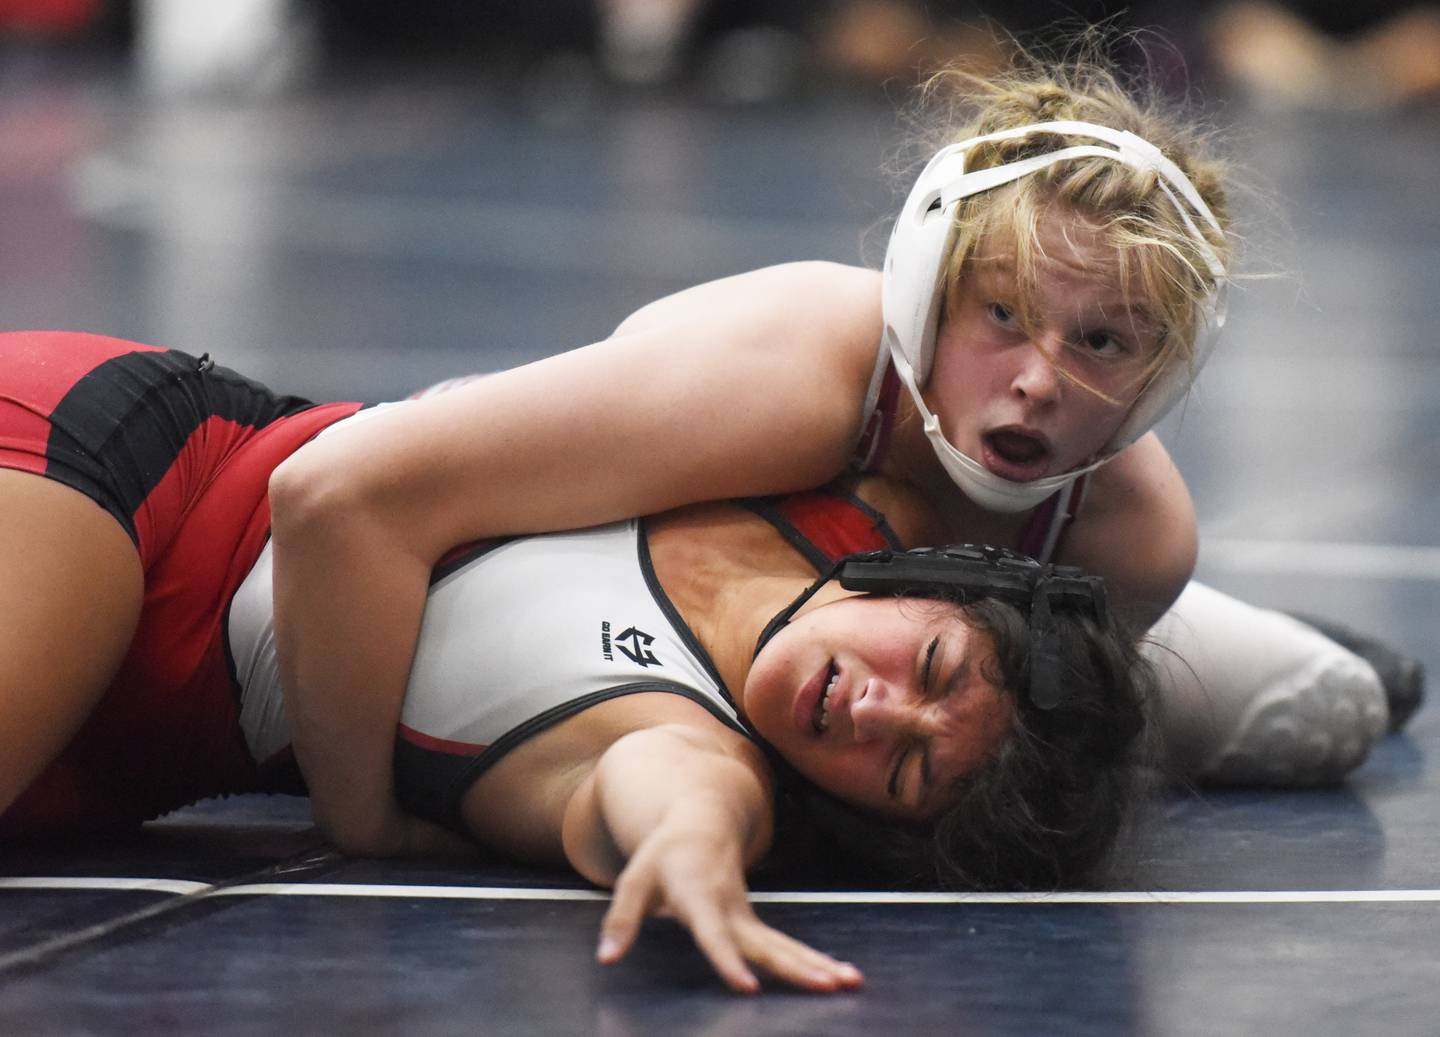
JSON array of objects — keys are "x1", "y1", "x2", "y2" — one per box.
[{"x1": 761, "y1": 593, "x2": 1153, "y2": 891}]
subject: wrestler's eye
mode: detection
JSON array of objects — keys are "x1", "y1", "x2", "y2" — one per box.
[
  {"x1": 920, "y1": 636, "x2": 939, "y2": 699},
  {"x1": 988, "y1": 302, "x2": 1017, "y2": 327},
  {"x1": 1076, "y1": 328, "x2": 1130, "y2": 358},
  {"x1": 889, "y1": 745, "x2": 920, "y2": 800},
  {"x1": 888, "y1": 744, "x2": 928, "y2": 807}
]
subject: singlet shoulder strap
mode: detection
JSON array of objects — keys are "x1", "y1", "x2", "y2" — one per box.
[
  {"x1": 859, "y1": 335, "x2": 890, "y2": 421},
  {"x1": 741, "y1": 482, "x2": 904, "y2": 571},
  {"x1": 850, "y1": 356, "x2": 901, "y2": 473},
  {"x1": 1016, "y1": 473, "x2": 1090, "y2": 562}
]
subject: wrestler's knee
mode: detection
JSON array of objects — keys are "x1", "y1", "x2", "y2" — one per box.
[{"x1": 1142, "y1": 582, "x2": 1388, "y2": 786}]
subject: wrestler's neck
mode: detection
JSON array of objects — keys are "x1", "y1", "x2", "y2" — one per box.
[
  {"x1": 645, "y1": 503, "x2": 826, "y2": 697},
  {"x1": 880, "y1": 390, "x2": 1035, "y2": 547}
]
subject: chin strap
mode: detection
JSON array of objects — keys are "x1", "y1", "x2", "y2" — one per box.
[{"x1": 890, "y1": 347, "x2": 1099, "y2": 513}]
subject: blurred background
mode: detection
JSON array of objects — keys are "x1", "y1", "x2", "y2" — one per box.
[
  {"x1": 1, "y1": 0, "x2": 1438, "y2": 629},
  {"x1": 3, "y1": 11, "x2": 1440, "y2": 1029}
]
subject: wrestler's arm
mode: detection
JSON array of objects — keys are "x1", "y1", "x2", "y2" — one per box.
[
  {"x1": 1054, "y1": 432, "x2": 1198, "y2": 633},
  {"x1": 561, "y1": 722, "x2": 863, "y2": 994},
  {"x1": 1062, "y1": 437, "x2": 1394, "y2": 784},
  {"x1": 268, "y1": 262, "x2": 882, "y2": 854}
]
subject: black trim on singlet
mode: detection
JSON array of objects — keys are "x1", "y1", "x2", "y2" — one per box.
[
  {"x1": 739, "y1": 497, "x2": 833, "y2": 570},
  {"x1": 429, "y1": 536, "x2": 512, "y2": 587},
  {"x1": 43, "y1": 349, "x2": 316, "y2": 543},
  {"x1": 397, "y1": 492, "x2": 909, "y2": 836},
  {"x1": 395, "y1": 680, "x2": 752, "y2": 833},
  {"x1": 635, "y1": 519, "x2": 738, "y2": 712},
  {"x1": 738, "y1": 481, "x2": 907, "y2": 571},
  {"x1": 831, "y1": 483, "x2": 906, "y2": 551}
]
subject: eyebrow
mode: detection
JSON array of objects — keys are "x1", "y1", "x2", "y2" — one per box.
[
  {"x1": 919, "y1": 644, "x2": 973, "y2": 802},
  {"x1": 922, "y1": 636, "x2": 939, "y2": 694},
  {"x1": 970, "y1": 262, "x2": 1152, "y2": 315},
  {"x1": 1086, "y1": 302, "x2": 1163, "y2": 331},
  {"x1": 1087, "y1": 302, "x2": 1155, "y2": 323}
]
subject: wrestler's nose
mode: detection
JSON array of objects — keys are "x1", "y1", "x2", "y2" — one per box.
[
  {"x1": 849, "y1": 679, "x2": 913, "y2": 743},
  {"x1": 1012, "y1": 336, "x2": 1063, "y2": 405}
]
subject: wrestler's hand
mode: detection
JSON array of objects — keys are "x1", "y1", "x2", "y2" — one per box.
[
  {"x1": 316, "y1": 799, "x2": 474, "y2": 859},
  {"x1": 395, "y1": 813, "x2": 478, "y2": 858},
  {"x1": 594, "y1": 821, "x2": 864, "y2": 994}
]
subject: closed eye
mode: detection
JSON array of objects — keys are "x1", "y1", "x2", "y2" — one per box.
[
  {"x1": 921, "y1": 636, "x2": 939, "y2": 698},
  {"x1": 889, "y1": 637, "x2": 941, "y2": 801},
  {"x1": 888, "y1": 745, "x2": 926, "y2": 805},
  {"x1": 888, "y1": 750, "x2": 906, "y2": 799}
]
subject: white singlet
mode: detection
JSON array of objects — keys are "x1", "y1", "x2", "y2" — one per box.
[{"x1": 225, "y1": 518, "x2": 748, "y2": 831}]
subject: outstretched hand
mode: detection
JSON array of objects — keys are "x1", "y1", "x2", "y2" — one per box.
[{"x1": 594, "y1": 823, "x2": 864, "y2": 994}]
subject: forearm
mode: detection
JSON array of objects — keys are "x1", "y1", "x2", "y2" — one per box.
[
  {"x1": 269, "y1": 468, "x2": 432, "y2": 854},
  {"x1": 565, "y1": 727, "x2": 773, "y2": 887},
  {"x1": 261, "y1": 266, "x2": 874, "y2": 849}
]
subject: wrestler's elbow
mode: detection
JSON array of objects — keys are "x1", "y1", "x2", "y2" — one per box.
[{"x1": 268, "y1": 444, "x2": 372, "y2": 544}]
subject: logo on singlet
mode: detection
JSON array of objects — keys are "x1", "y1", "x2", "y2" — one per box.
[{"x1": 614, "y1": 626, "x2": 660, "y2": 667}]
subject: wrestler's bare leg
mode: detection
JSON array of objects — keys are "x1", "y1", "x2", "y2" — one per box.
[{"x1": 0, "y1": 470, "x2": 143, "y2": 815}]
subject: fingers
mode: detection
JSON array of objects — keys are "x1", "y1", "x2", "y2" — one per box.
[
  {"x1": 595, "y1": 856, "x2": 862, "y2": 994},
  {"x1": 688, "y1": 913, "x2": 762, "y2": 994},
  {"x1": 611, "y1": 892, "x2": 863, "y2": 994},
  {"x1": 600, "y1": 869, "x2": 764, "y2": 993},
  {"x1": 734, "y1": 918, "x2": 864, "y2": 993},
  {"x1": 596, "y1": 866, "x2": 658, "y2": 966}
]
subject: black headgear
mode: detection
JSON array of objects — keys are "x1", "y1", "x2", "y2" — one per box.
[{"x1": 753, "y1": 544, "x2": 1108, "y2": 710}]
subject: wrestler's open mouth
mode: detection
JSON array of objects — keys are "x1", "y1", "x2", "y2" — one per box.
[
  {"x1": 986, "y1": 429, "x2": 1047, "y2": 465},
  {"x1": 813, "y1": 661, "x2": 838, "y2": 734}
]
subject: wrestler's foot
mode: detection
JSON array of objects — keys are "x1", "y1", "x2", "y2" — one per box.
[
  {"x1": 1288, "y1": 614, "x2": 1425, "y2": 733},
  {"x1": 1198, "y1": 650, "x2": 1388, "y2": 786}
]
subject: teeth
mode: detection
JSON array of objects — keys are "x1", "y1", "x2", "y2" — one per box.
[{"x1": 818, "y1": 670, "x2": 838, "y2": 732}]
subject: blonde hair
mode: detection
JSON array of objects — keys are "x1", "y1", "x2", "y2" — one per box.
[{"x1": 916, "y1": 43, "x2": 1233, "y2": 402}]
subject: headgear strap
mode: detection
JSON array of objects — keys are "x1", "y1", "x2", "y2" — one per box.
[
  {"x1": 882, "y1": 120, "x2": 1229, "y2": 512},
  {"x1": 753, "y1": 545, "x2": 1107, "y2": 710}
]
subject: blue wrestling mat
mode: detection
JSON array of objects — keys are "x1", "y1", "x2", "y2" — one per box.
[{"x1": 2, "y1": 19, "x2": 1439, "y2": 1036}]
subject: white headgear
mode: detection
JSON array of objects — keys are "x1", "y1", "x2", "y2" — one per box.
[{"x1": 881, "y1": 120, "x2": 1228, "y2": 512}]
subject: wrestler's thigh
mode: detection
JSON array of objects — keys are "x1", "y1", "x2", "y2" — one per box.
[{"x1": 0, "y1": 469, "x2": 143, "y2": 814}]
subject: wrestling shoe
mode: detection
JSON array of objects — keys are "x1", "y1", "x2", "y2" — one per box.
[
  {"x1": 1143, "y1": 583, "x2": 1392, "y2": 787},
  {"x1": 1197, "y1": 648, "x2": 1388, "y2": 787},
  {"x1": 1288, "y1": 613, "x2": 1425, "y2": 732}
]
